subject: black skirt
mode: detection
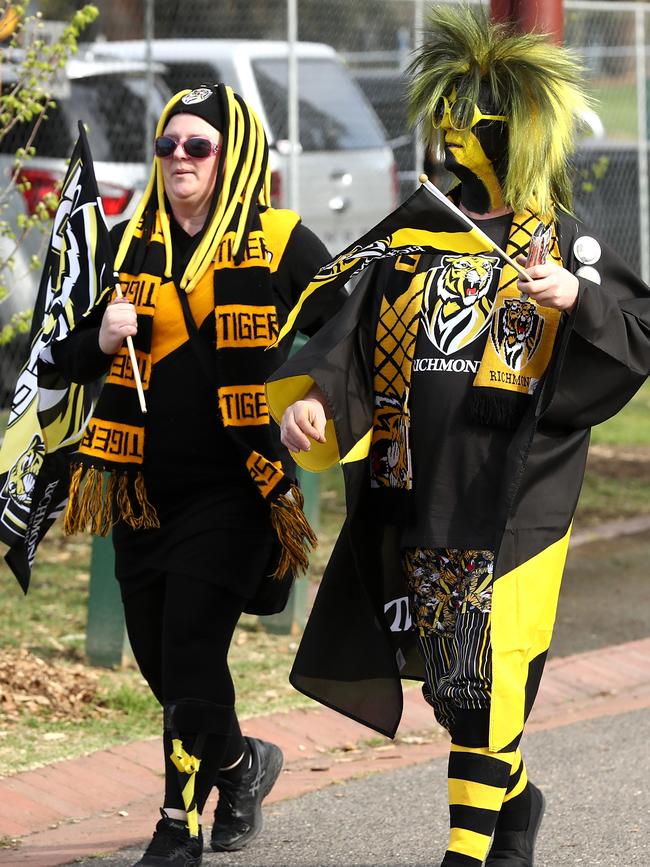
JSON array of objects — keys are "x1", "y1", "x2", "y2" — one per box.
[{"x1": 113, "y1": 470, "x2": 285, "y2": 610}]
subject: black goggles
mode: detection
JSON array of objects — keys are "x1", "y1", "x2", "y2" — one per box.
[{"x1": 154, "y1": 135, "x2": 221, "y2": 159}]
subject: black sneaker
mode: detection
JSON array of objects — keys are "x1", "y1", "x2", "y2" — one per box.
[
  {"x1": 133, "y1": 810, "x2": 203, "y2": 867},
  {"x1": 486, "y1": 782, "x2": 546, "y2": 866},
  {"x1": 210, "y1": 736, "x2": 284, "y2": 852}
]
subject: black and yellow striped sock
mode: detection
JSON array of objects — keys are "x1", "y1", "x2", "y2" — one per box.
[
  {"x1": 495, "y1": 747, "x2": 531, "y2": 831},
  {"x1": 441, "y1": 744, "x2": 515, "y2": 866}
]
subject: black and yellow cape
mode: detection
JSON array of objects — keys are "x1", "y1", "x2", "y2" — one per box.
[{"x1": 267, "y1": 193, "x2": 650, "y2": 752}]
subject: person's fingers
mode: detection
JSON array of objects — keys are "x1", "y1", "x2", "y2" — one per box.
[
  {"x1": 281, "y1": 401, "x2": 327, "y2": 451},
  {"x1": 113, "y1": 310, "x2": 138, "y2": 328},
  {"x1": 107, "y1": 305, "x2": 137, "y2": 333},
  {"x1": 99, "y1": 301, "x2": 138, "y2": 353},
  {"x1": 517, "y1": 272, "x2": 578, "y2": 311},
  {"x1": 523, "y1": 263, "x2": 558, "y2": 282},
  {"x1": 282, "y1": 430, "x2": 311, "y2": 452},
  {"x1": 281, "y1": 409, "x2": 312, "y2": 452},
  {"x1": 108, "y1": 298, "x2": 136, "y2": 318},
  {"x1": 302, "y1": 408, "x2": 326, "y2": 443},
  {"x1": 108, "y1": 302, "x2": 136, "y2": 317}
]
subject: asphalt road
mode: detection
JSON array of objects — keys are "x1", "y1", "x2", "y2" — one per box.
[{"x1": 74, "y1": 705, "x2": 650, "y2": 867}]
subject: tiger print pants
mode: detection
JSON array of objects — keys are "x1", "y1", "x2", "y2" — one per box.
[{"x1": 401, "y1": 547, "x2": 494, "y2": 735}]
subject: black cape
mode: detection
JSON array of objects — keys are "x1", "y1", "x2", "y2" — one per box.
[{"x1": 267, "y1": 208, "x2": 650, "y2": 751}]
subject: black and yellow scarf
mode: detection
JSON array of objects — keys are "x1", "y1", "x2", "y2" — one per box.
[
  {"x1": 64, "y1": 210, "x2": 315, "y2": 577},
  {"x1": 370, "y1": 209, "x2": 563, "y2": 491}
]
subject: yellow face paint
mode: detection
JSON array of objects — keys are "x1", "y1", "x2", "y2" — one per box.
[
  {"x1": 438, "y1": 92, "x2": 507, "y2": 214},
  {"x1": 443, "y1": 126, "x2": 506, "y2": 212}
]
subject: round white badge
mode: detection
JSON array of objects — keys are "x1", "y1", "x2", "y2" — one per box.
[
  {"x1": 181, "y1": 87, "x2": 213, "y2": 105},
  {"x1": 573, "y1": 236, "x2": 601, "y2": 265},
  {"x1": 575, "y1": 265, "x2": 601, "y2": 284}
]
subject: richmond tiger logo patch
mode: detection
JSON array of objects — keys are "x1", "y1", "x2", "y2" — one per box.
[
  {"x1": 422, "y1": 254, "x2": 501, "y2": 355},
  {"x1": 1, "y1": 435, "x2": 45, "y2": 508},
  {"x1": 370, "y1": 394, "x2": 412, "y2": 490},
  {"x1": 491, "y1": 298, "x2": 544, "y2": 371}
]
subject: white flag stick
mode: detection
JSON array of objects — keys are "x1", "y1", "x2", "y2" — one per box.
[
  {"x1": 419, "y1": 176, "x2": 534, "y2": 283},
  {"x1": 114, "y1": 282, "x2": 147, "y2": 414}
]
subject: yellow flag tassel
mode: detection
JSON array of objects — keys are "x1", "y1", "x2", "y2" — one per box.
[{"x1": 269, "y1": 485, "x2": 318, "y2": 579}]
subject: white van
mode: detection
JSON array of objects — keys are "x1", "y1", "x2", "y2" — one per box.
[{"x1": 85, "y1": 39, "x2": 398, "y2": 255}]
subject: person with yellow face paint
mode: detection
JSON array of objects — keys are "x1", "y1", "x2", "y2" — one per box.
[
  {"x1": 434, "y1": 90, "x2": 511, "y2": 217},
  {"x1": 268, "y1": 6, "x2": 650, "y2": 867}
]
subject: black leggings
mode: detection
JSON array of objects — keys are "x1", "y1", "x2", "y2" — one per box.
[{"x1": 121, "y1": 573, "x2": 248, "y2": 813}]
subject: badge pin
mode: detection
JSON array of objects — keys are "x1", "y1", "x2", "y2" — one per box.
[
  {"x1": 181, "y1": 87, "x2": 213, "y2": 105},
  {"x1": 573, "y1": 236, "x2": 601, "y2": 265},
  {"x1": 575, "y1": 265, "x2": 601, "y2": 284}
]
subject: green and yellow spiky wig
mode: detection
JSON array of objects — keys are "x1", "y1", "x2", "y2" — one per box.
[
  {"x1": 408, "y1": 4, "x2": 592, "y2": 218},
  {"x1": 114, "y1": 84, "x2": 271, "y2": 292}
]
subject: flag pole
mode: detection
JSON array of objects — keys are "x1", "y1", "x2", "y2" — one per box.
[
  {"x1": 114, "y1": 282, "x2": 147, "y2": 413},
  {"x1": 418, "y1": 176, "x2": 534, "y2": 283}
]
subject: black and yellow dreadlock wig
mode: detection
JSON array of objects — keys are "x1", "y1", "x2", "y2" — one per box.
[
  {"x1": 115, "y1": 83, "x2": 272, "y2": 285},
  {"x1": 408, "y1": 4, "x2": 591, "y2": 218},
  {"x1": 65, "y1": 84, "x2": 317, "y2": 580}
]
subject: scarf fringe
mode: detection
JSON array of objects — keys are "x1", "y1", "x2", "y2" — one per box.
[
  {"x1": 269, "y1": 484, "x2": 318, "y2": 579},
  {"x1": 64, "y1": 464, "x2": 160, "y2": 536},
  {"x1": 469, "y1": 389, "x2": 530, "y2": 429},
  {"x1": 133, "y1": 473, "x2": 160, "y2": 529},
  {"x1": 100, "y1": 471, "x2": 117, "y2": 536}
]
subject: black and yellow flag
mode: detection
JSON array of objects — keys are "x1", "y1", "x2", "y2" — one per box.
[
  {"x1": 273, "y1": 181, "x2": 498, "y2": 347},
  {"x1": 0, "y1": 123, "x2": 115, "y2": 591}
]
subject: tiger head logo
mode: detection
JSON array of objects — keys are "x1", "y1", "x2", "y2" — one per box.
[
  {"x1": 423, "y1": 254, "x2": 501, "y2": 355},
  {"x1": 1, "y1": 435, "x2": 45, "y2": 508},
  {"x1": 370, "y1": 397, "x2": 411, "y2": 489},
  {"x1": 438, "y1": 255, "x2": 499, "y2": 307},
  {"x1": 319, "y1": 237, "x2": 391, "y2": 281},
  {"x1": 492, "y1": 298, "x2": 544, "y2": 371}
]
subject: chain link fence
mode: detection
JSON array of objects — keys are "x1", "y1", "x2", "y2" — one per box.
[
  {"x1": 3, "y1": 0, "x2": 650, "y2": 396},
  {"x1": 568, "y1": 1, "x2": 650, "y2": 283}
]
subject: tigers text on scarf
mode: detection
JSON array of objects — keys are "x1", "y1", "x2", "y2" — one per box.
[
  {"x1": 370, "y1": 210, "x2": 563, "y2": 492},
  {"x1": 64, "y1": 209, "x2": 316, "y2": 578}
]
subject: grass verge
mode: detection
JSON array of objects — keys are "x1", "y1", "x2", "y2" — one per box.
[{"x1": 0, "y1": 476, "x2": 344, "y2": 776}]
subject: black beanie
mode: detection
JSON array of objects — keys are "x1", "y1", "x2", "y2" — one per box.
[{"x1": 164, "y1": 84, "x2": 225, "y2": 132}]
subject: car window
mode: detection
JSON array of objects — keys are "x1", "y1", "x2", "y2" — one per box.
[
  {"x1": 251, "y1": 57, "x2": 386, "y2": 151},
  {"x1": 0, "y1": 74, "x2": 165, "y2": 161},
  {"x1": 354, "y1": 71, "x2": 410, "y2": 144}
]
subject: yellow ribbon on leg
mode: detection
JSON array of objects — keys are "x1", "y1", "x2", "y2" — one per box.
[{"x1": 170, "y1": 738, "x2": 202, "y2": 838}]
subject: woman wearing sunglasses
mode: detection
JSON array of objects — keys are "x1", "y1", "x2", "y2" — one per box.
[{"x1": 52, "y1": 84, "x2": 343, "y2": 867}]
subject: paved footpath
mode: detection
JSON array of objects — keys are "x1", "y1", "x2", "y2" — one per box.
[
  {"x1": 0, "y1": 636, "x2": 649, "y2": 867},
  {"x1": 76, "y1": 706, "x2": 650, "y2": 866}
]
